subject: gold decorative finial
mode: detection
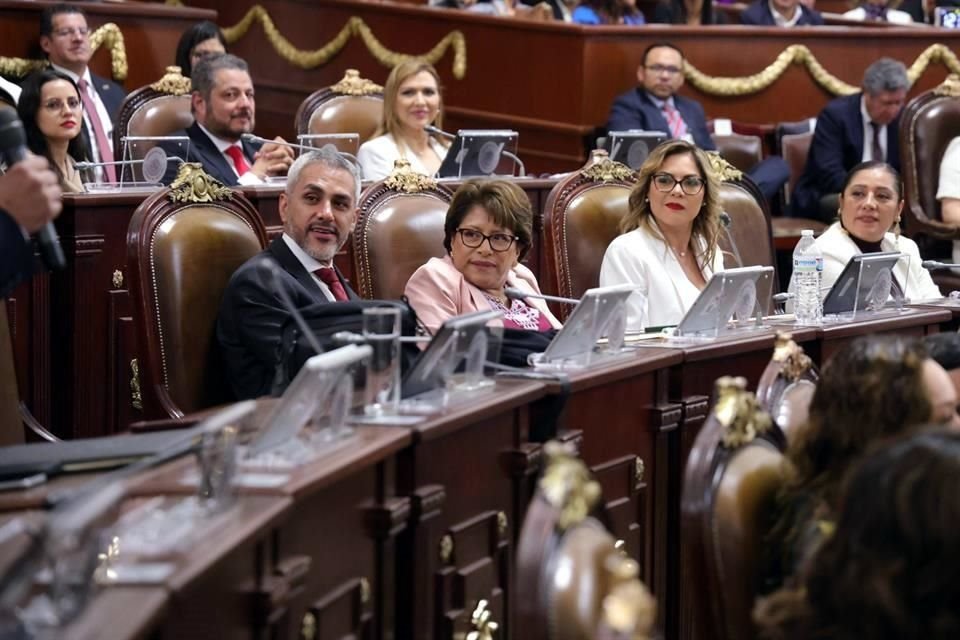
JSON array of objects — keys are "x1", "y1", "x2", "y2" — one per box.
[
  {"x1": 150, "y1": 66, "x2": 192, "y2": 96},
  {"x1": 934, "y1": 73, "x2": 960, "y2": 97},
  {"x1": 331, "y1": 69, "x2": 383, "y2": 96},
  {"x1": 634, "y1": 457, "x2": 645, "y2": 485},
  {"x1": 301, "y1": 612, "x2": 317, "y2": 640},
  {"x1": 540, "y1": 441, "x2": 602, "y2": 530},
  {"x1": 384, "y1": 159, "x2": 438, "y2": 192},
  {"x1": 439, "y1": 534, "x2": 454, "y2": 565},
  {"x1": 466, "y1": 599, "x2": 499, "y2": 640},
  {"x1": 582, "y1": 156, "x2": 635, "y2": 183},
  {"x1": 496, "y1": 512, "x2": 508, "y2": 538},
  {"x1": 713, "y1": 376, "x2": 771, "y2": 448},
  {"x1": 706, "y1": 151, "x2": 743, "y2": 182},
  {"x1": 772, "y1": 332, "x2": 814, "y2": 382},
  {"x1": 168, "y1": 163, "x2": 235, "y2": 203}
]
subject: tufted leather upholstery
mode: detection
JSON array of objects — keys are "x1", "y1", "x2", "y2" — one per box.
[
  {"x1": 352, "y1": 177, "x2": 454, "y2": 300},
  {"x1": 712, "y1": 133, "x2": 764, "y2": 174},
  {"x1": 127, "y1": 186, "x2": 266, "y2": 418},
  {"x1": 295, "y1": 71, "x2": 384, "y2": 149},
  {"x1": 717, "y1": 175, "x2": 779, "y2": 308}
]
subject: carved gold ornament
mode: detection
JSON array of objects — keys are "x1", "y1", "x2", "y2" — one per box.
[
  {"x1": 582, "y1": 156, "x2": 635, "y2": 183},
  {"x1": 439, "y1": 534, "x2": 454, "y2": 564},
  {"x1": 150, "y1": 66, "x2": 192, "y2": 96},
  {"x1": 601, "y1": 579, "x2": 657, "y2": 639},
  {"x1": 706, "y1": 152, "x2": 743, "y2": 183},
  {"x1": 168, "y1": 163, "x2": 234, "y2": 203},
  {"x1": 0, "y1": 24, "x2": 127, "y2": 81},
  {"x1": 130, "y1": 358, "x2": 142, "y2": 411},
  {"x1": 934, "y1": 73, "x2": 960, "y2": 97},
  {"x1": 221, "y1": 7, "x2": 467, "y2": 79},
  {"x1": 384, "y1": 159, "x2": 439, "y2": 192},
  {"x1": 301, "y1": 611, "x2": 317, "y2": 640},
  {"x1": 332, "y1": 69, "x2": 383, "y2": 96},
  {"x1": 359, "y1": 577, "x2": 371, "y2": 604},
  {"x1": 634, "y1": 457, "x2": 645, "y2": 484},
  {"x1": 772, "y1": 332, "x2": 814, "y2": 382},
  {"x1": 465, "y1": 599, "x2": 499, "y2": 640},
  {"x1": 496, "y1": 511, "x2": 508, "y2": 538},
  {"x1": 540, "y1": 441, "x2": 602, "y2": 530},
  {"x1": 713, "y1": 376, "x2": 772, "y2": 448},
  {"x1": 112, "y1": 269, "x2": 123, "y2": 289}
]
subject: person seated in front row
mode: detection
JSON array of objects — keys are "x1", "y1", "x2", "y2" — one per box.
[
  {"x1": 756, "y1": 430, "x2": 960, "y2": 640},
  {"x1": 404, "y1": 179, "x2": 562, "y2": 336},
  {"x1": 804, "y1": 161, "x2": 942, "y2": 301},
  {"x1": 174, "y1": 20, "x2": 227, "y2": 79},
  {"x1": 217, "y1": 147, "x2": 360, "y2": 401},
  {"x1": 761, "y1": 335, "x2": 959, "y2": 594},
  {"x1": 357, "y1": 60, "x2": 451, "y2": 182},
  {"x1": 162, "y1": 53, "x2": 294, "y2": 187},
  {"x1": 740, "y1": 0, "x2": 824, "y2": 24},
  {"x1": 842, "y1": 0, "x2": 914, "y2": 21},
  {"x1": 935, "y1": 135, "x2": 960, "y2": 265},
  {"x1": 599, "y1": 139, "x2": 724, "y2": 332},
  {"x1": 572, "y1": 0, "x2": 646, "y2": 23},
  {"x1": 17, "y1": 69, "x2": 90, "y2": 193}
]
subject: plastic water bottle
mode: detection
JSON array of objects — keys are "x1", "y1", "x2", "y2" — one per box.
[{"x1": 793, "y1": 230, "x2": 823, "y2": 325}]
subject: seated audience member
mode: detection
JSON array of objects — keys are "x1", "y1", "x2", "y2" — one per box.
[
  {"x1": 162, "y1": 53, "x2": 294, "y2": 186},
  {"x1": 0, "y1": 157, "x2": 63, "y2": 297},
  {"x1": 0, "y1": 77, "x2": 21, "y2": 104},
  {"x1": 807, "y1": 162, "x2": 942, "y2": 301},
  {"x1": 599, "y1": 140, "x2": 723, "y2": 331},
  {"x1": 607, "y1": 43, "x2": 788, "y2": 203},
  {"x1": 217, "y1": 147, "x2": 360, "y2": 400},
  {"x1": 924, "y1": 332, "x2": 960, "y2": 395},
  {"x1": 842, "y1": 0, "x2": 914, "y2": 21},
  {"x1": 17, "y1": 70, "x2": 90, "y2": 193},
  {"x1": 935, "y1": 136, "x2": 960, "y2": 264},
  {"x1": 572, "y1": 0, "x2": 646, "y2": 23},
  {"x1": 651, "y1": 0, "x2": 727, "y2": 23},
  {"x1": 757, "y1": 430, "x2": 960, "y2": 640},
  {"x1": 762, "y1": 336, "x2": 959, "y2": 593},
  {"x1": 792, "y1": 58, "x2": 908, "y2": 221},
  {"x1": 39, "y1": 3, "x2": 125, "y2": 181},
  {"x1": 404, "y1": 179, "x2": 562, "y2": 336},
  {"x1": 740, "y1": 0, "x2": 824, "y2": 23},
  {"x1": 357, "y1": 60, "x2": 450, "y2": 182},
  {"x1": 174, "y1": 20, "x2": 227, "y2": 78}
]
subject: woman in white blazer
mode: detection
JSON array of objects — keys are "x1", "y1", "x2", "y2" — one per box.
[
  {"x1": 600, "y1": 140, "x2": 725, "y2": 331},
  {"x1": 814, "y1": 161, "x2": 942, "y2": 302},
  {"x1": 357, "y1": 60, "x2": 450, "y2": 181}
]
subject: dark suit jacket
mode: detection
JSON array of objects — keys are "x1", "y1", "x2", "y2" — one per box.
[
  {"x1": 90, "y1": 72, "x2": 126, "y2": 125},
  {"x1": 0, "y1": 211, "x2": 34, "y2": 298},
  {"x1": 216, "y1": 236, "x2": 358, "y2": 400},
  {"x1": 607, "y1": 89, "x2": 716, "y2": 151},
  {"x1": 791, "y1": 93, "x2": 902, "y2": 220},
  {"x1": 161, "y1": 122, "x2": 262, "y2": 186},
  {"x1": 740, "y1": 0, "x2": 824, "y2": 24}
]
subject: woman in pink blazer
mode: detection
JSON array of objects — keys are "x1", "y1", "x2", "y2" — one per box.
[{"x1": 404, "y1": 180, "x2": 562, "y2": 336}]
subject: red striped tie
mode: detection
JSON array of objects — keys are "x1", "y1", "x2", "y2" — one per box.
[
  {"x1": 663, "y1": 102, "x2": 688, "y2": 140},
  {"x1": 314, "y1": 267, "x2": 348, "y2": 302},
  {"x1": 77, "y1": 77, "x2": 116, "y2": 183}
]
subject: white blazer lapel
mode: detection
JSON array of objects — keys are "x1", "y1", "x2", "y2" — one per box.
[{"x1": 640, "y1": 228, "x2": 688, "y2": 312}]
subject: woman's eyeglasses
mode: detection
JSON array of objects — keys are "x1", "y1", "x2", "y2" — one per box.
[
  {"x1": 41, "y1": 97, "x2": 82, "y2": 113},
  {"x1": 455, "y1": 228, "x2": 518, "y2": 252},
  {"x1": 652, "y1": 172, "x2": 705, "y2": 195}
]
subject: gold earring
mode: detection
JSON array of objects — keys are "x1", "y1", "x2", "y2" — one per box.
[{"x1": 894, "y1": 216, "x2": 901, "y2": 243}]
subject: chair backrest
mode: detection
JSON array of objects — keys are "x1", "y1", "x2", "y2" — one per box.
[
  {"x1": 713, "y1": 156, "x2": 778, "y2": 283},
  {"x1": 900, "y1": 74, "x2": 960, "y2": 256},
  {"x1": 352, "y1": 160, "x2": 454, "y2": 300},
  {"x1": 682, "y1": 376, "x2": 787, "y2": 640},
  {"x1": 127, "y1": 163, "x2": 267, "y2": 418},
  {"x1": 780, "y1": 131, "x2": 813, "y2": 205},
  {"x1": 516, "y1": 442, "x2": 656, "y2": 640},
  {"x1": 756, "y1": 333, "x2": 818, "y2": 445},
  {"x1": 113, "y1": 67, "x2": 194, "y2": 170},
  {"x1": 712, "y1": 133, "x2": 764, "y2": 174},
  {"x1": 542, "y1": 152, "x2": 637, "y2": 316},
  {"x1": 295, "y1": 69, "x2": 384, "y2": 147}
]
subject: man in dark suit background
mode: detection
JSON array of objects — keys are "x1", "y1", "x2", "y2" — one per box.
[
  {"x1": 739, "y1": 0, "x2": 824, "y2": 25},
  {"x1": 217, "y1": 146, "x2": 360, "y2": 400},
  {"x1": 607, "y1": 42, "x2": 789, "y2": 204},
  {"x1": 162, "y1": 53, "x2": 294, "y2": 186},
  {"x1": 39, "y1": 4, "x2": 125, "y2": 181},
  {"x1": 792, "y1": 58, "x2": 908, "y2": 221}
]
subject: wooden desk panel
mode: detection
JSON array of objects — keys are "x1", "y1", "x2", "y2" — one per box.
[{"x1": 817, "y1": 307, "x2": 950, "y2": 363}]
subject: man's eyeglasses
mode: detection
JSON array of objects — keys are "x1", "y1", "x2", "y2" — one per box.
[
  {"x1": 52, "y1": 27, "x2": 90, "y2": 38},
  {"x1": 645, "y1": 64, "x2": 682, "y2": 75},
  {"x1": 455, "y1": 228, "x2": 518, "y2": 252},
  {"x1": 41, "y1": 97, "x2": 82, "y2": 113},
  {"x1": 652, "y1": 173, "x2": 705, "y2": 195}
]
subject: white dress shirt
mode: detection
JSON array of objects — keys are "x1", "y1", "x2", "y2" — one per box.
[
  {"x1": 281, "y1": 233, "x2": 337, "y2": 302},
  {"x1": 0, "y1": 76, "x2": 21, "y2": 103},
  {"x1": 770, "y1": 3, "x2": 803, "y2": 25}
]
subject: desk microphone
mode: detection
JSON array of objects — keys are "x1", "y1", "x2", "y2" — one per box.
[
  {"x1": 261, "y1": 259, "x2": 325, "y2": 356},
  {"x1": 921, "y1": 260, "x2": 960, "y2": 271},
  {"x1": 718, "y1": 211, "x2": 746, "y2": 268},
  {"x1": 0, "y1": 108, "x2": 65, "y2": 271},
  {"x1": 240, "y1": 134, "x2": 362, "y2": 172},
  {"x1": 424, "y1": 125, "x2": 456, "y2": 140},
  {"x1": 504, "y1": 288, "x2": 580, "y2": 305}
]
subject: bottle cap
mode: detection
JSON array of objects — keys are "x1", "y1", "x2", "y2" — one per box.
[{"x1": 801, "y1": 229, "x2": 814, "y2": 236}]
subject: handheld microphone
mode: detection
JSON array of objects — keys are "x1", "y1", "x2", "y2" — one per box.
[
  {"x1": 0, "y1": 108, "x2": 65, "y2": 271},
  {"x1": 504, "y1": 287, "x2": 580, "y2": 306},
  {"x1": 424, "y1": 124, "x2": 456, "y2": 140},
  {"x1": 921, "y1": 260, "x2": 960, "y2": 271}
]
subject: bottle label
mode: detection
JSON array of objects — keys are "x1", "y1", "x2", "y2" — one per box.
[{"x1": 794, "y1": 256, "x2": 819, "y2": 270}]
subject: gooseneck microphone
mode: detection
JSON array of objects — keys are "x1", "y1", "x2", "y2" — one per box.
[
  {"x1": 921, "y1": 260, "x2": 960, "y2": 271},
  {"x1": 504, "y1": 288, "x2": 580, "y2": 306},
  {"x1": 424, "y1": 124, "x2": 456, "y2": 140},
  {"x1": 0, "y1": 108, "x2": 65, "y2": 271},
  {"x1": 241, "y1": 134, "x2": 363, "y2": 179}
]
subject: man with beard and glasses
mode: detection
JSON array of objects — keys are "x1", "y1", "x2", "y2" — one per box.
[
  {"x1": 216, "y1": 147, "x2": 361, "y2": 400},
  {"x1": 162, "y1": 53, "x2": 293, "y2": 186}
]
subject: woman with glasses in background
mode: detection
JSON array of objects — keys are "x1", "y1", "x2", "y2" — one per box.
[
  {"x1": 600, "y1": 139, "x2": 724, "y2": 331},
  {"x1": 174, "y1": 21, "x2": 227, "y2": 78},
  {"x1": 17, "y1": 69, "x2": 90, "y2": 192},
  {"x1": 405, "y1": 179, "x2": 561, "y2": 336}
]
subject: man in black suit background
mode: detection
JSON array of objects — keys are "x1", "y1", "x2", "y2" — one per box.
[
  {"x1": 39, "y1": 4, "x2": 125, "y2": 182},
  {"x1": 791, "y1": 58, "x2": 908, "y2": 221},
  {"x1": 217, "y1": 146, "x2": 360, "y2": 400},
  {"x1": 162, "y1": 53, "x2": 294, "y2": 186},
  {"x1": 607, "y1": 42, "x2": 789, "y2": 204}
]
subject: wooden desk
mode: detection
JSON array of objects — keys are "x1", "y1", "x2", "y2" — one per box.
[{"x1": 816, "y1": 306, "x2": 949, "y2": 362}]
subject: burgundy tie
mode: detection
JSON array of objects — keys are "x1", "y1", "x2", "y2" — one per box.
[
  {"x1": 870, "y1": 122, "x2": 884, "y2": 162},
  {"x1": 77, "y1": 77, "x2": 116, "y2": 183},
  {"x1": 314, "y1": 267, "x2": 348, "y2": 302},
  {"x1": 225, "y1": 145, "x2": 251, "y2": 176},
  {"x1": 663, "y1": 102, "x2": 688, "y2": 140}
]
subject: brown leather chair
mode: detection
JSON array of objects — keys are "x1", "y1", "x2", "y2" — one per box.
[
  {"x1": 900, "y1": 74, "x2": 960, "y2": 293},
  {"x1": 681, "y1": 376, "x2": 787, "y2": 640},
  {"x1": 352, "y1": 159, "x2": 453, "y2": 300},
  {"x1": 113, "y1": 66, "x2": 194, "y2": 181},
  {"x1": 756, "y1": 333, "x2": 818, "y2": 445},
  {"x1": 780, "y1": 131, "x2": 813, "y2": 208},
  {"x1": 516, "y1": 442, "x2": 657, "y2": 640},
  {"x1": 295, "y1": 69, "x2": 384, "y2": 149},
  {"x1": 711, "y1": 133, "x2": 764, "y2": 174},
  {"x1": 126, "y1": 163, "x2": 267, "y2": 419},
  {"x1": 542, "y1": 151, "x2": 637, "y2": 318}
]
